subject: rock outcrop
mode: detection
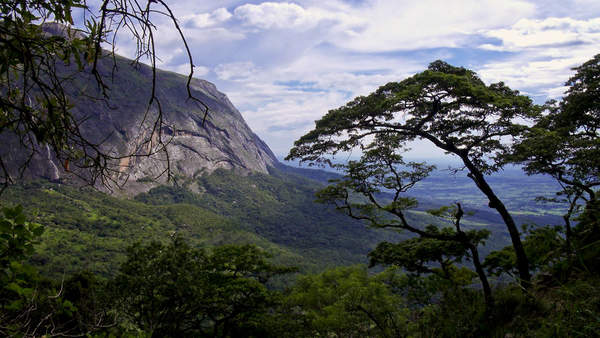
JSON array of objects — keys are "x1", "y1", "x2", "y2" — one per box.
[{"x1": 1, "y1": 46, "x2": 277, "y2": 192}]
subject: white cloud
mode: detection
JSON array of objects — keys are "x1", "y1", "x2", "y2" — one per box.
[
  {"x1": 216, "y1": 48, "x2": 425, "y2": 155},
  {"x1": 213, "y1": 8, "x2": 234, "y2": 22},
  {"x1": 194, "y1": 65, "x2": 211, "y2": 77},
  {"x1": 480, "y1": 17, "x2": 600, "y2": 51},
  {"x1": 214, "y1": 61, "x2": 259, "y2": 81},
  {"x1": 234, "y1": 2, "x2": 316, "y2": 30},
  {"x1": 477, "y1": 17, "x2": 600, "y2": 100},
  {"x1": 333, "y1": 0, "x2": 536, "y2": 52},
  {"x1": 478, "y1": 57, "x2": 578, "y2": 97},
  {"x1": 184, "y1": 8, "x2": 233, "y2": 28},
  {"x1": 476, "y1": 49, "x2": 599, "y2": 101},
  {"x1": 234, "y1": 1, "x2": 361, "y2": 29},
  {"x1": 171, "y1": 64, "x2": 211, "y2": 78},
  {"x1": 531, "y1": 0, "x2": 600, "y2": 19},
  {"x1": 227, "y1": 0, "x2": 536, "y2": 52}
]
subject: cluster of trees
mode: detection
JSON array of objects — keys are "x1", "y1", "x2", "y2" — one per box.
[
  {"x1": 287, "y1": 56, "x2": 600, "y2": 323},
  {"x1": 2, "y1": 209, "x2": 598, "y2": 336},
  {"x1": 2, "y1": 55, "x2": 599, "y2": 336},
  {"x1": 0, "y1": 204, "x2": 291, "y2": 336},
  {"x1": 0, "y1": 205, "x2": 466, "y2": 336}
]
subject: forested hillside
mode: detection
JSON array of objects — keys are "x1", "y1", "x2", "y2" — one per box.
[
  {"x1": 1, "y1": 1, "x2": 599, "y2": 336},
  {"x1": 1, "y1": 167, "x2": 404, "y2": 278},
  {"x1": 4, "y1": 165, "x2": 556, "y2": 281}
]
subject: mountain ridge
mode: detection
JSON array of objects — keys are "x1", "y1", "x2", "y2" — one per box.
[{"x1": 1, "y1": 46, "x2": 277, "y2": 193}]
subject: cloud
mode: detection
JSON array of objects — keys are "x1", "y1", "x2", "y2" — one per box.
[
  {"x1": 214, "y1": 47, "x2": 426, "y2": 155},
  {"x1": 234, "y1": 2, "x2": 316, "y2": 30},
  {"x1": 170, "y1": 64, "x2": 211, "y2": 78},
  {"x1": 214, "y1": 61, "x2": 259, "y2": 81},
  {"x1": 232, "y1": 1, "x2": 363, "y2": 31},
  {"x1": 224, "y1": 0, "x2": 536, "y2": 52},
  {"x1": 477, "y1": 57, "x2": 579, "y2": 97},
  {"x1": 183, "y1": 8, "x2": 233, "y2": 29},
  {"x1": 477, "y1": 17, "x2": 600, "y2": 100},
  {"x1": 531, "y1": 0, "x2": 600, "y2": 19},
  {"x1": 480, "y1": 17, "x2": 600, "y2": 51},
  {"x1": 102, "y1": 0, "x2": 600, "y2": 157},
  {"x1": 332, "y1": 0, "x2": 536, "y2": 52}
]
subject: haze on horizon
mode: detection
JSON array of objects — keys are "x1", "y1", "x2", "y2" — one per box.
[{"x1": 84, "y1": 0, "x2": 600, "y2": 159}]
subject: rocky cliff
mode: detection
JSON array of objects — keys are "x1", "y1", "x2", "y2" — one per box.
[{"x1": 1, "y1": 45, "x2": 277, "y2": 192}]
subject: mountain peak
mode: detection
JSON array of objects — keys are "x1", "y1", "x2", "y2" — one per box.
[
  {"x1": 0, "y1": 50, "x2": 277, "y2": 193},
  {"x1": 41, "y1": 22, "x2": 86, "y2": 39}
]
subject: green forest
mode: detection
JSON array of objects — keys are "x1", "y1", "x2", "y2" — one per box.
[{"x1": 1, "y1": 1, "x2": 600, "y2": 337}]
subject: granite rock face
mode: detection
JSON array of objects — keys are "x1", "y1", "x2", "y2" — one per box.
[{"x1": 1, "y1": 52, "x2": 277, "y2": 192}]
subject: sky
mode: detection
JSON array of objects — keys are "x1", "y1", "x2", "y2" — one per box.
[{"x1": 88, "y1": 0, "x2": 600, "y2": 159}]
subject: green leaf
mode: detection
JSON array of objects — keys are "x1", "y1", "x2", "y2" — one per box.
[{"x1": 32, "y1": 225, "x2": 44, "y2": 237}]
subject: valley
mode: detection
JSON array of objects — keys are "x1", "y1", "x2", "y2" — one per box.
[
  {"x1": 0, "y1": 162, "x2": 565, "y2": 281},
  {"x1": 1, "y1": 11, "x2": 597, "y2": 335}
]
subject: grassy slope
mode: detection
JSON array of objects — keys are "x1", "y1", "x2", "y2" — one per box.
[
  {"x1": 3, "y1": 164, "x2": 554, "y2": 280},
  {"x1": 2, "y1": 181, "x2": 306, "y2": 278},
  {"x1": 0, "y1": 167, "x2": 402, "y2": 279},
  {"x1": 135, "y1": 167, "x2": 399, "y2": 268}
]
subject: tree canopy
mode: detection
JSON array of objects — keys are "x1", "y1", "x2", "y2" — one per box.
[
  {"x1": 511, "y1": 54, "x2": 600, "y2": 212},
  {"x1": 288, "y1": 60, "x2": 535, "y2": 174},
  {"x1": 507, "y1": 54, "x2": 600, "y2": 278},
  {"x1": 112, "y1": 238, "x2": 295, "y2": 337},
  {"x1": 288, "y1": 60, "x2": 537, "y2": 286}
]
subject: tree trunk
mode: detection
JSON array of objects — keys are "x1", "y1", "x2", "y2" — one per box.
[
  {"x1": 464, "y1": 162, "x2": 531, "y2": 288},
  {"x1": 468, "y1": 243, "x2": 493, "y2": 308}
]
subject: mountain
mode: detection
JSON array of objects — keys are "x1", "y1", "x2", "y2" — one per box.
[
  {"x1": 0, "y1": 34, "x2": 546, "y2": 280},
  {"x1": 0, "y1": 37, "x2": 404, "y2": 277},
  {"x1": 1, "y1": 169, "x2": 401, "y2": 279},
  {"x1": 1, "y1": 35, "x2": 276, "y2": 193}
]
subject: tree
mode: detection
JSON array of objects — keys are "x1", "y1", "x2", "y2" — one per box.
[
  {"x1": 369, "y1": 206, "x2": 492, "y2": 304},
  {"x1": 312, "y1": 143, "x2": 493, "y2": 307},
  {"x1": 282, "y1": 265, "x2": 410, "y2": 337},
  {"x1": 287, "y1": 60, "x2": 537, "y2": 287},
  {"x1": 111, "y1": 238, "x2": 295, "y2": 337},
  {"x1": 1, "y1": 205, "x2": 111, "y2": 336},
  {"x1": 509, "y1": 54, "x2": 600, "y2": 276},
  {"x1": 483, "y1": 225, "x2": 563, "y2": 278},
  {"x1": 0, "y1": 0, "x2": 209, "y2": 193}
]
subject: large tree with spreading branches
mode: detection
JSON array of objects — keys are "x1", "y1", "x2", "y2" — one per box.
[
  {"x1": 509, "y1": 54, "x2": 600, "y2": 273},
  {"x1": 287, "y1": 60, "x2": 538, "y2": 287}
]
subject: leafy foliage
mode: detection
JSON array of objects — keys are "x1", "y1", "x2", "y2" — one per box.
[
  {"x1": 507, "y1": 54, "x2": 600, "y2": 282},
  {"x1": 0, "y1": 205, "x2": 44, "y2": 268},
  {"x1": 369, "y1": 228, "x2": 478, "y2": 285},
  {"x1": 484, "y1": 225, "x2": 563, "y2": 277},
  {"x1": 0, "y1": 205, "x2": 112, "y2": 336},
  {"x1": 288, "y1": 59, "x2": 537, "y2": 286},
  {"x1": 111, "y1": 238, "x2": 295, "y2": 337},
  {"x1": 288, "y1": 60, "x2": 535, "y2": 174},
  {"x1": 281, "y1": 265, "x2": 410, "y2": 337}
]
